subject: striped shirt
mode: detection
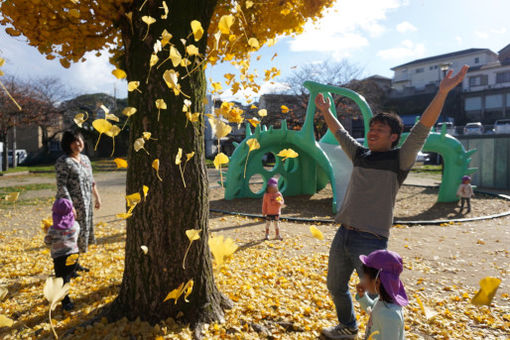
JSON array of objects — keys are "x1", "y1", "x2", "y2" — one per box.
[{"x1": 44, "y1": 221, "x2": 80, "y2": 258}]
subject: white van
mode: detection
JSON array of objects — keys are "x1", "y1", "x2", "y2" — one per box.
[
  {"x1": 464, "y1": 122, "x2": 483, "y2": 135},
  {"x1": 494, "y1": 119, "x2": 510, "y2": 134}
]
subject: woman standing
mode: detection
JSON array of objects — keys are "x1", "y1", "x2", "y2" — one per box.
[{"x1": 55, "y1": 130, "x2": 101, "y2": 262}]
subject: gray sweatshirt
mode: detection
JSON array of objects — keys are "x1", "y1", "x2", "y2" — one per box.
[{"x1": 334, "y1": 122, "x2": 430, "y2": 238}]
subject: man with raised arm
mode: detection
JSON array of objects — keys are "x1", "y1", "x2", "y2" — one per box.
[{"x1": 317, "y1": 65, "x2": 468, "y2": 339}]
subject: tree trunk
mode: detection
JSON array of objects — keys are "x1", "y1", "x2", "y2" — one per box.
[{"x1": 106, "y1": 0, "x2": 224, "y2": 327}]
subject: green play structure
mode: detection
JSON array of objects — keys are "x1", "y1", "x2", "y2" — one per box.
[{"x1": 223, "y1": 81, "x2": 477, "y2": 213}]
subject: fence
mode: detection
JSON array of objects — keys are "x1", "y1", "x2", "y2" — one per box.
[{"x1": 457, "y1": 134, "x2": 510, "y2": 190}]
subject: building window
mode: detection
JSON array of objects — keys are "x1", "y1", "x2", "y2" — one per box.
[
  {"x1": 496, "y1": 71, "x2": 510, "y2": 83},
  {"x1": 429, "y1": 66, "x2": 434, "y2": 70},
  {"x1": 507, "y1": 93, "x2": 510, "y2": 107},
  {"x1": 474, "y1": 57, "x2": 479, "y2": 64},
  {"x1": 465, "y1": 97, "x2": 482, "y2": 111},
  {"x1": 434, "y1": 65, "x2": 438, "y2": 69},
  {"x1": 485, "y1": 94, "x2": 503, "y2": 109},
  {"x1": 415, "y1": 68, "x2": 424, "y2": 73},
  {"x1": 469, "y1": 75, "x2": 488, "y2": 87}
]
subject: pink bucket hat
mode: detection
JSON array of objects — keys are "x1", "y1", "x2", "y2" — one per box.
[{"x1": 360, "y1": 249, "x2": 409, "y2": 306}]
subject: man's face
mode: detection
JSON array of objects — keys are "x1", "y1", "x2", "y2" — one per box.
[{"x1": 367, "y1": 121, "x2": 398, "y2": 152}]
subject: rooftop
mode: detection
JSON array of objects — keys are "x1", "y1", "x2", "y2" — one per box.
[{"x1": 391, "y1": 48, "x2": 496, "y2": 70}]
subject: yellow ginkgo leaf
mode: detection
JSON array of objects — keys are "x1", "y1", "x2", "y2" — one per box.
[
  {"x1": 208, "y1": 118, "x2": 232, "y2": 139},
  {"x1": 186, "y1": 152, "x2": 195, "y2": 161},
  {"x1": 186, "y1": 44, "x2": 199, "y2": 56},
  {"x1": 116, "y1": 212, "x2": 133, "y2": 220},
  {"x1": 155, "y1": 99, "x2": 166, "y2": 121},
  {"x1": 186, "y1": 229, "x2": 201, "y2": 241},
  {"x1": 152, "y1": 159, "x2": 163, "y2": 181},
  {"x1": 134, "y1": 137, "x2": 147, "y2": 154},
  {"x1": 248, "y1": 37, "x2": 260, "y2": 49},
  {"x1": 122, "y1": 107, "x2": 137, "y2": 117},
  {"x1": 175, "y1": 148, "x2": 183, "y2": 165},
  {"x1": 183, "y1": 279, "x2": 194, "y2": 302},
  {"x1": 44, "y1": 277, "x2": 70, "y2": 339},
  {"x1": 247, "y1": 118, "x2": 260, "y2": 127},
  {"x1": 367, "y1": 331, "x2": 380, "y2": 340},
  {"x1": 114, "y1": 158, "x2": 128, "y2": 169},
  {"x1": 246, "y1": 0, "x2": 254, "y2": 8},
  {"x1": 125, "y1": 192, "x2": 141, "y2": 208},
  {"x1": 281, "y1": 105, "x2": 290, "y2": 113},
  {"x1": 128, "y1": 81, "x2": 141, "y2": 92},
  {"x1": 415, "y1": 295, "x2": 438, "y2": 320},
  {"x1": 65, "y1": 253, "x2": 79, "y2": 266},
  {"x1": 267, "y1": 38, "x2": 277, "y2": 47},
  {"x1": 471, "y1": 277, "x2": 501, "y2": 306},
  {"x1": 141, "y1": 245, "x2": 148, "y2": 254},
  {"x1": 218, "y1": 14, "x2": 235, "y2": 35},
  {"x1": 105, "y1": 113, "x2": 120, "y2": 122},
  {"x1": 5, "y1": 192, "x2": 20, "y2": 202},
  {"x1": 141, "y1": 15, "x2": 156, "y2": 40},
  {"x1": 164, "y1": 282, "x2": 185, "y2": 304},
  {"x1": 186, "y1": 112, "x2": 200, "y2": 124},
  {"x1": 100, "y1": 104, "x2": 110, "y2": 115},
  {"x1": 243, "y1": 138, "x2": 260, "y2": 178},
  {"x1": 161, "y1": 29, "x2": 172, "y2": 46},
  {"x1": 73, "y1": 112, "x2": 88, "y2": 127},
  {"x1": 213, "y1": 152, "x2": 229, "y2": 170},
  {"x1": 0, "y1": 314, "x2": 14, "y2": 328},
  {"x1": 169, "y1": 46, "x2": 182, "y2": 68},
  {"x1": 208, "y1": 235, "x2": 238, "y2": 266},
  {"x1": 41, "y1": 217, "x2": 52, "y2": 232},
  {"x1": 163, "y1": 69, "x2": 181, "y2": 96},
  {"x1": 310, "y1": 226, "x2": 324, "y2": 240},
  {"x1": 258, "y1": 109, "x2": 267, "y2": 117},
  {"x1": 143, "y1": 185, "x2": 149, "y2": 200},
  {"x1": 146, "y1": 53, "x2": 160, "y2": 84},
  {"x1": 112, "y1": 69, "x2": 127, "y2": 79},
  {"x1": 190, "y1": 20, "x2": 204, "y2": 41},
  {"x1": 142, "y1": 132, "x2": 152, "y2": 140},
  {"x1": 250, "y1": 104, "x2": 258, "y2": 109},
  {"x1": 277, "y1": 148, "x2": 299, "y2": 161},
  {"x1": 92, "y1": 118, "x2": 113, "y2": 150}
]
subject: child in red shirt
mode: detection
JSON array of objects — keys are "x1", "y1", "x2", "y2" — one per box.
[{"x1": 262, "y1": 177, "x2": 284, "y2": 240}]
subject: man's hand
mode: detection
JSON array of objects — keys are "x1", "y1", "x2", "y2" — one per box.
[
  {"x1": 314, "y1": 93, "x2": 331, "y2": 115},
  {"x1": 356, "y1": 282, "x2": 365, "y2": 297},
  {"x1": 439, "y1": 65, "x2": 469, "y2": 93}
]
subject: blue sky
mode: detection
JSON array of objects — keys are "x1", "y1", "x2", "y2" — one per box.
[{"x1": 1, "y1": 0, "x2": 508, "y2": 102}]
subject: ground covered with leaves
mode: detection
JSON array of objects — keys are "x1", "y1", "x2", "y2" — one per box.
[{"x1": 0, "y1": 173, "x2": 509, "y2": 339}]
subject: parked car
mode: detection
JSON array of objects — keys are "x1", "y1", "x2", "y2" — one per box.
[
  {"x1": 7, "y1": 149, "x2": 28, "y2": 166},
  {"x1": 463, "y1": 122, "x2": 483, "y2": 135},
  {"x1": 416, "y1": 151, "x2": 430, "y2": 163},
  {"x1": 494, "y1": 119, "x2": 510, "y2": 134},
  {"x1": 436, "y1": 122, "x2": 456, "y2": 135}
]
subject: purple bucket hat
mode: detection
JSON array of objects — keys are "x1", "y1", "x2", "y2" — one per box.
[
  {"x1": 267, "y1": 177, "x2": 278, "y2": 187},
  {"x1": 462, "y1": 175, "x2": 471, "y2": 182},
  {"x1": 360, "y1": 249, "x2": 409, "y2": 306},
  {"x1": 52, "y1": 198, "x2": 75, "y2": 230}
]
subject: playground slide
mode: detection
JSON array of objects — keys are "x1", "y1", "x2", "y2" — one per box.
[{"x1": 318, "y1": 142, "x2": 353, "y2": 212}]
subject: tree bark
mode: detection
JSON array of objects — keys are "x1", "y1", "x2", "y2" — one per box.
[{"x1": 106, "y1": 0, "x2": 224, "y2": 327}]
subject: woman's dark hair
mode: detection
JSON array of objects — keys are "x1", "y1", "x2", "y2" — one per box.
[
  {"x1": 362, "y1": 264, "x2": 394, "y2": 304},
  {"x1": 61, "y1": 130, "x2": 84, "y2": 155},
  {"x1": 369, "y1": 112, "x2": 404, "y2": 148}
]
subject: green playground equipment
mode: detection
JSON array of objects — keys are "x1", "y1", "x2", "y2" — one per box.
[{"x1": 223, "y1": 81, "x2": 477, "y2": 213}]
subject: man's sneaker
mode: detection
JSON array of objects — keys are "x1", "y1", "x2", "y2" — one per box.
[{"x1": 321, "y1": 324, "x2": 358, "y2": 339}]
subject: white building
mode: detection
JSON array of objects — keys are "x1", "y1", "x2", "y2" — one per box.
[{"x1": 391, "y1": 48, "x2": 498, "y2": 92}]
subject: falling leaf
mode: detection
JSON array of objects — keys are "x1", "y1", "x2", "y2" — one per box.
[
  {"x1": 152, "y1": 159, "x2": 163, "y2": 181},
  {"x1": 146, "y1": 53, "x2": 159, "y2": 84},
  {"x1": 65, "y1": 254, "x2": 79, "y2": 266},
  {"x1": 250, "y1": 104, "x2": 257, "y2": 109},
  {"x1": 186, "y1": 44, "x2": 199, "y2": 56},
  {"x1": 211, "y1": 82, "x2": 222, "y2": 93},
  {"x1": 0, "y1": 314, "x2": 13, "y2": 327},
  {"x1": 214, "y1": 153, "x2": 229, "y2": 170},
  {"x1": 208, "y1": 235, "x2": 238, "y2": 266},
  {"x1": 243, "y1": 138, "x2": 260, "y2": 178},
  {"x1": 128, "y1": 81, "x2": 141, "y2": 92},
  {"x1": 183, "y1": 280, "x2": 194, "y2": 302},
  {"x1": 112, "y1": 69, "x2": 127, "y2": 79},
  {"x1": 44, "y1": 277, "x2": 70, "y2": 339},
  {"x1": 141, "y1": 245, "x2": 148, "y2": 254},
  {"x1": 208, "y1": 118, "x2": 232, "y2": 139},
  {"x1": 164, "y1": 282, "x2": 185, "y2": 304},
  {"x1": 471, "y1": 277, "x2": 501, "y2": 306},
  {"x1": 163, "y1": 69, "x2": 181, "y2": 96},
  {"x1": 142, "y1": 132, "x2": 152, "y2": 140},
  {"x1": 41, "y1": 217, "x2": 52, "y2": 233},
  {"x1": 125, "y1": 192, "x2": 141, "y2": 208},
  {"x1": 258, "y1": 109, "x2": 267, "y2": 117},
  {"x1": 247, "y1": 118, "x2": 260, "y2": 127},
  {"x1": 141, "y1": 16, "x2": 156, "y2": 40},
  {"x1": 134, "y1": 137, "x2": 148, "y2": 154},
  {"x1": 218, "y1": 15, "x2": 235, "y2": 34},
  {"x1": 281, "y1": 105, "x2": 290, "y2": 113},
  {"x1": 416, "y1": 295, "x2": 438, "y2": 320},
  {"x1": 161, "y1": 29, "x2": 172, "y2": 46},
  {"x1": 277, "y1": 148, "x2": 299, "y2": 161},
  {"x1": 310, "y1": 226, "x2": 324, "y2": 240},
  {"x1": 186, "y1": 152, "x2": 195, "y2": 161},
  {"x1": 160, "y1": 1, "x2": 169, "y2": 19},
  {"x1": 73, "y1": 112, "x2": 88, "y2": 127},
  {"x1": 114, "y1": 158, "x2": 128, "y2": 169},
  {"x1": 190, "y1": 20, "x2": 204, "y2": 41},
  {"x1": 155, "y1": 99, "x2": 167, "y2": 121},
  {"x1": 248, "y1": 37, "x2": 260, "y2": 49},
  {"x1": 175, "y1": 148, "x2": 186, "y2": 188},
  {"x1": 121, "y1": 107, "x2": 137, "y2": 129},
  {"x1": 271, "y1": 52, "x2": 278, "y2": 61},
  {"x1": 367, "y1": 331, "x2": 380, "y2": 340},
  {"x1": 169, "y1": 46, "x2": 182, "y2": 67},
  {"x1": 183, "y1": 229, "x2": 201, "y2": 269},
  {"x1": 105, "y1": 113, "x2": 120, "y2": 122},
  {"x1": 143, "y1": 185, "x2": 149, "y2": 201}
]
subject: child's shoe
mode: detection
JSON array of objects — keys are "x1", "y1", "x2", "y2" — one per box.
[
  {"x1": 264, "y1": 234, "x2": 270, "y2": 241},
  {"x1": 275, "y1": 235, "x2": 283, "y2": 241}
]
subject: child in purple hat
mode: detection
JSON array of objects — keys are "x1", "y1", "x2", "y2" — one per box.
[
  {"x1": 456, "y1": 175, "x2": 474, "y2": 213},
  {"x1": 355, "y1": 249, "x2": 408, "y2": 340},
  {"x1": 262, "y1": 177, "x2": 284, "y2": 240},
  {"x1": 44, "y1": 198, "x2": 80, "y2": 311}
]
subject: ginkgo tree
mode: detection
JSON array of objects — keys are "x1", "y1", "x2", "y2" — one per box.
[{"x1": 0, "y1": 0, "x2": 334, "y2": 330}]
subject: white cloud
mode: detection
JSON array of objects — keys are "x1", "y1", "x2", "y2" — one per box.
[
  {"x1": 377, "y1": 40, "x2": 425, "y2": 61},
  {"x1": 396, "y1": 21, "x2": 417, "y2": 33},
  {"x1": 218, "y1": 81, "x2": 290, "y2": 104},
  {"x1": 475, "y1": 31, "x2": 489, "y2": 39},
  {"x1": 289, "y1": 0, "x2": 408, "y2": 55}
]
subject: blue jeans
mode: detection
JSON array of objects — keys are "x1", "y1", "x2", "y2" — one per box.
[{"x1": 327, "y1": 226, "x2": 388, "y2": 329}]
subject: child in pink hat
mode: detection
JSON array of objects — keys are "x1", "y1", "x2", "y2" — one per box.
[
  {"x1": 355, "y1": 249, "x2": 408, "y2": 340},
  {"x1": 262, "y1": 177, "x2": 284, "y2": 240}
]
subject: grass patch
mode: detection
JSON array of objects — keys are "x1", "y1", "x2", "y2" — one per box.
[
  {"x1": 0, "y1": 196, "x2": 54, "y2": 207},
  {"x1": 0, "y1": 183, "x2": 56, "y2": 193}
]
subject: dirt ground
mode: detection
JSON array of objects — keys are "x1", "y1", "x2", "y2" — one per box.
[{"x1": 0, "y1": 171, "x2": 508, "y2": 339}]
